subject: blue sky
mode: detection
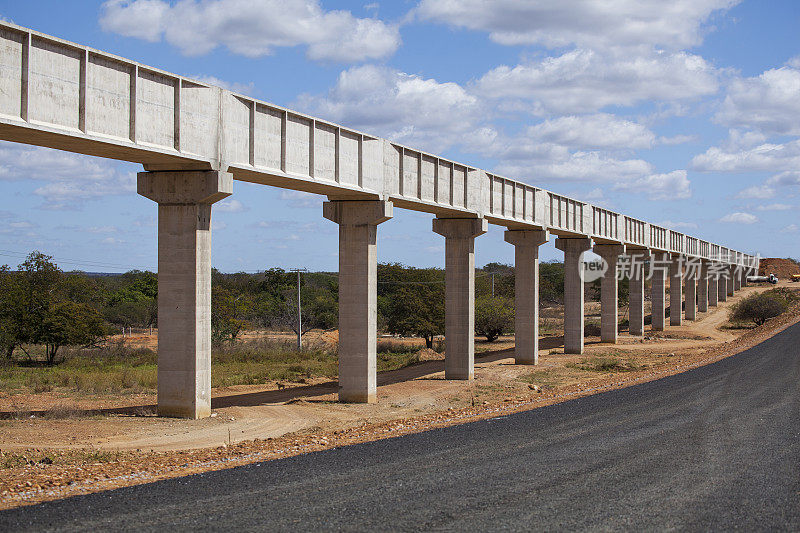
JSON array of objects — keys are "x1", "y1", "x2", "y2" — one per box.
[{"x1": 0, "y1": 0, "x2": 798, "y2": 272}]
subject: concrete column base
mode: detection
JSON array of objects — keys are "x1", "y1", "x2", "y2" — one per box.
[
  {"x1": 505, "y1": 229, "x2": 549, "y2": 365},
  {"x1": 708, "y1": 266, "x2": 720, "y2": 307},
  {"x1": 324, "y1": 200, "x2": 393, "y2": 403},
  {"x1": 651, "y1": 252, "x2": 668, "y2": 331},
  {"x1": 138, "y1": 170, "x2": 233, "y2": 419},
  {"x1": 628, "y1": 252, "x2": 647, "y2": 336},
  {"x1": 594, "y1": 244, "x2": 625, "y2": 343},
  {"x1": 433, "y1": 217, "x2": 487, "y2": 380},
  {"x1": 555, "y1": 237, "x2": 592, "y2": 354}
]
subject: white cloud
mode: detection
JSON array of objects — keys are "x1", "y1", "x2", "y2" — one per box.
[
  {"x1": 476, "y1": 49, "x2": 720, "y2": 114},
  {"x1": 692, "y1": 138, "x2": 800, "y2": 173},
  {"x1": 280, "y1": 190, "x2": 321, "y2": 209},
  {"x1": 100, "y1": 0, "x2": 400, "y2": 62},
  {"x1": 415, "y1": 0, "x2": 738, "y2": 50},
  {"x1": 719, "y1": 212, "x2": 758, "y2": 224},
  {"x1": 781, "y1": 223, "x2": 798, "y2": 233},
  {"x1": 298, "y1": 65, "x2": 480, "y2": 153},
  {"x1": 614, "y1": 170, "x2": 692, "y2": 201},
  {"x1": 215, "y1": 199, "x2": 247, "y2": 213},
  {"x1": 658, "y1": 134, "x2": 697, "y2": 145},
  {"x1": 0, "y1": 142, "x2": 136, "y2": 209},
  {"x1": 189, "y1": 75, "x2": 255, "y2": 96},
  {"x1": 657, "y1": 220, "x2": 699, "y2": 230},
  {"x1": 735, "y1": 185, "x2": 775, "y2": 200},
  {"x1": 755, "y1": 203, "x2": 792, "y2": 211},
  {"x1": 524, "y1": 114, "x2": 655, "y2": 150},
  {"x1": 716, "y1": 66, "x2": 800, "y2": 135}
]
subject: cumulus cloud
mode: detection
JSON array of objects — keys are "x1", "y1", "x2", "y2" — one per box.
[
  {"x1": 755, "y1": 203, "x2": 792, "y2": 211},
  {"x1": 657, "y1": 220, "x2": 699, "y2": 230},
  {"x1": 719, "y1": 212, "x2": 758, "y2": 224},
  {"x1": 415, "y1": 0, "x2": 739, "y2": 50},
  {"x1": 215, "y1": 199, "x2": 247, "y2": 213},
  {"x1": 475, "y1": 49, "x2": 720, "y2": 114},
  {"x1": 100, "y1": 0, "x2": 400, "y2": 62},
  {"x1": 736, "y1": 185, "x2": 775, "y2": 199},
  {"x1": 614, "y1": 170, "x2": 692, "y2": 201},
  {"x1": 715, "y1": 66, "x2": 800, "y2": 136},
  {"x1": 781, "y1": 223, "x2": 798, "y2": 233},
  {"x1": 0, "y1": 142, "x2": 136, "y2": 210},
  {"x1": 189, "y1": 75, "x2": 255, "y2": 96},
  {"x1": 524, "y1": 114, "x2": 656, "y2": 150},
  {"x1": 297, "y1": 65, "x2": 480, "y2": 153},
  {"x1": 691, "y1": 138, "x2": 800, "y2": 173}
]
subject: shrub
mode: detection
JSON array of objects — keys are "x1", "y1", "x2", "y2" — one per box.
[
  {"x1": 731, "y1": 292, "x2": 788, "y2": 326},
  {"x1": 475, "y1": 296, "x2": 514, "y2": 342}
]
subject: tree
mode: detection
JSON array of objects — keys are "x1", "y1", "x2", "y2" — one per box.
[
  {"x1": 475, "y1": 295, "x2": 514, "y2": 342},
  {"x1": 39, "y1": 301, "x2": 106, "y2": 364},
  {"x1": 731, "y1": 293, "x2": 787, "y2": 326},
  {"x1": 0, "y1": 266, "x2": 24, "y2": 360},
  {"x1": 379, "y1": 264, "x2": 445, "y2": 348}
]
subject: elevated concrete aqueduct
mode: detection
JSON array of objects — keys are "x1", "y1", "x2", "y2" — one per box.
[{"x1": 0, "y1": 22, "x2": 759, "y2": 418}]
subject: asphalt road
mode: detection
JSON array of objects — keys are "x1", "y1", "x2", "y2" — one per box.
[{"x1": 3, "y1": 324, "x2": 799, "y2": 531}]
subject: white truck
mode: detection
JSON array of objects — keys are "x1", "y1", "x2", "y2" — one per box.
[{"x1": 746, "y1": 274, "x2": 778, "y2": 284}]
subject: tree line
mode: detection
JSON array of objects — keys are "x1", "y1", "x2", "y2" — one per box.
[{"x1": 0, "y1": 251, "x2": 574, "y2": 365}]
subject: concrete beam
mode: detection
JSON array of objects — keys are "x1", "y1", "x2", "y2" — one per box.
[
  {"x1": 138, "y1": 170, "x2": 233, "y2": 419},
  {"x1": 433, "y1": 217, "x2": 487, "y2": 379},
  {"x1": 324, "y1": 200, "x2": 393, "y2": 403},
  {"x1": 555, "y1": 237, "x2": 592, "y2": 354},
  {"x1": 505, "y1": 229, "x2": 549, "y2": 365},
  {"x1": 594, "y1": 244, "x2": 625, "y2": 343},
  {"x1": 651, "y1": 252, "x2": 668, "y2": 331},
  {"x1": 628, "y1": 252, "x2": 648, "y2": 337}
]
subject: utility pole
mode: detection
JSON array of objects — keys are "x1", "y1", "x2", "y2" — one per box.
[{"x1": 289, "y1": 268, "x2": 307, "y2": 350}]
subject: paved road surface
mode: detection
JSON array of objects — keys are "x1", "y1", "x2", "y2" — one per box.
[{"x1": 3, "y1": 323, "x2": 799, "y2": 531}]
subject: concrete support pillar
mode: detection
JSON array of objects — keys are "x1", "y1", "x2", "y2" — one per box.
[
  {"x1": 727, "y1": 266, "x2": 735, "y2": 296},
  {"x1": 698, "y1": 262, "x2": 709, "y2": 313},
  {"x1": 669, "y1": 256, "x2": 683, "y2": 326},
  {"x1": 628, "y1": 252, "x2": 647, "y2": 336},
  {"x1": 555, "y1": 238, "x2": 592, "y2": 354},
  {"x1": 741, "y1": 268, "x2": 748, "y2": 287},
  {"x1": 504, "y1": 229, "x2": 549, "y2": 365},
  {"x1": 719, "y1": 269, "x2": 728, "y2": 302},
  {"x1": 433, "y1": 217, "x2": 487, "y2": 379},
  {"x1": 324, "y1": 200, "x2": 393, "y2": 403},
  {"x1": 138, "y1": 170, "x2": 232, "y2": 419},
  {"x1": 594, "y1": 244, "x2": 625, "y2": 343},
  {"x1": 651, "y1": 252, "x2": 667, "y2": 331},
  {"x1": 708, "y1": 265, "x2": 720, "y2": 307},
  {"x1": 685, "y1": 266, "x2": 697, "y2": 321},
  {"x1": 732, "y1": 265, "x2": 742, "y2": 291}
]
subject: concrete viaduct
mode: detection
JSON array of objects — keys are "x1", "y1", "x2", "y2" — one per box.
[{"x1": 0, "y1": 22, "x2": 759, "y2": 418}]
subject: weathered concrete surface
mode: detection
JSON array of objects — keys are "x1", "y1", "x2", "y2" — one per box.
[
  {"x1": 628, "y1": 253, "x2": 647, "y2": 336},
  {"x1": 708, "y1": 265, "x2": 720, "y2": 307},
  {"x1": 685, "y1": 266, "x2": 697, "y2": 321},
  {"x1": 505, "y1": 229, "x2": 548, "y2": 364},
  {"x1": 651, "y1": 252, "x2": 668, "y2": 331},
  {"x1": 719, "y1": 270, "x2": 729, "y2": 302},
  {"x1": 594, "y1": 244, "x2": 625, "y2": 343},
  {"x1": 555, "y1": 238, "x2": 592, "y2": 354},
  {"x1": 324, "y1": 200, "x2": 393, "y2": 403},
  {"x1": 698, "y1": 262, "x2": 709, "y2": 313},
  {"x1": 138, "y1": 170, "x2": 232, "y2": 419},
  {"x1": 433, "y1": 217, "x2": 487, "y2": 379},
  {"x1": 669, "y1": 257, "x2": 683, "y2": 326},
  {"x1": 732, "y1": 265, "x2": 741, "y2": 292}
]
